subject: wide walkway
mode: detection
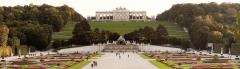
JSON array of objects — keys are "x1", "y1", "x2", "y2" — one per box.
[{"x1": 81, "y1": 52, "x2": 159, "y2": 69}]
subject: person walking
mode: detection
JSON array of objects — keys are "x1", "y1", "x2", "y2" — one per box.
[
  {"x1": 91, "y1": 64, "x2": 93, "y2": 68},
  {"x1": 119, "y1": 55, "x2": 121, "y2": 59},
  {"x1": 93, "y1": 61, "x2": 96, "y2": 66},
  {"x1": 95, "y1": 61, "x2": 97, "y2": 66},
  {"x1": 128, "y1": 54, "x2": 129, "y2": 58}
]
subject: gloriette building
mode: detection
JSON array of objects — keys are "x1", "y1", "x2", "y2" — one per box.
[{"x1": 88, "y1": 6, "x2": 147, "y2": 21}]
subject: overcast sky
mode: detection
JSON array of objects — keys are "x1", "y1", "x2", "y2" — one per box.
[{"x1": 0, "y1": 0, "x2": 239, "y2": 18}]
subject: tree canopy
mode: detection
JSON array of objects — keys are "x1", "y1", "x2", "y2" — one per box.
[
  {"x1": 156, "y1": 2, "x2": 239, "y2": 49},
  {"x1": 0, "y1": 4, "x2": 85, "y2": 50}
]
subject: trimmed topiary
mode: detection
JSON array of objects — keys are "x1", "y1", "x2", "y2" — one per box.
[
  {"x1": 178, "y1": 63, "x2": 182, "y2": 65},
  {"x1": 220, "y1": 56, "x2": 224, "y2": 58},
  {"x1": 196, "y1": 58, "x2": 201, "y2": 60}
]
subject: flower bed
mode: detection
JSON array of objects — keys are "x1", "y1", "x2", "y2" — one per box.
[
  {"x1": 192, "y1": 64, "x2": 233, "y2": 69},
  {"x1": 170, "y1": 59, "x2": 193, "y2": 61},
  {"x1": 45, "y1": 62, "x2": 65, "y2": 65},
  {"x1": 9, "y1": 60, "x2": 38, "y2": 65},
  {"x1": 203, "y1": 59, "x2": 230, "y2": 63},
  {"x1": 175, "y1": 61, "x2": 197, "y2": 64}
]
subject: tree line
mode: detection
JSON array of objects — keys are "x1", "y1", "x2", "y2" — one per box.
[
  {"x1": 123, "y1": 24, "x2": 190, "y2": 49},
  {"x1": 57, "y1": 20, "x2": 121, "y2": 48},
  {"x1": 0, "y1": 4, "x2": 84, "y2": 50},
  {"x1": 156, "y1": 2, "x2": 240, "y2": 50}
]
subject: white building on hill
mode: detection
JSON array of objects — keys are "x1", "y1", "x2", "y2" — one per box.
[{"x1": 88, "y1": 6, "x2": 149, "y2": 21}]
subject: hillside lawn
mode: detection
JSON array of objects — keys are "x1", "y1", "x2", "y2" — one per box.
[
  {"x1": 90, "y1": 21, "x2": 189, "y2": 40},
  {"x1": 52, "y1": 22, "x2": 78, "y2": 40},
  {"x1": 52, "y1": 21, "x2": 190, "y2": 40}
]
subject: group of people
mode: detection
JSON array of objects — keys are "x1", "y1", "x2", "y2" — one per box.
[
  {"x1": 116, "y1": 52, "x2": 129, "y2": 59},
  {"x1": 91, "y1": 61, "x2": 97, "y2": 68}
]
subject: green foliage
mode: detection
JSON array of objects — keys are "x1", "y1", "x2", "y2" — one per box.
[
  {"x1": 156, "y1": 24, "x2": 168, "y2": 38},
  {"x1": 12, "y1": 37, "x2": 20, "y2": 46},
  {"x1": 213, "y1": 43, "x2": 225, "y2": 53},
  {"x1": 149, "y1": 60, "x2": 173, "y2": 69},
  {"x1": 233, "y1": 12, "x2": 240, "y2": 43},
  {"x1": 52, "y1": 40, "x2": 62, "y2": 49},
  {"x1": 156, "y1": 2, "x2": 240, "y2": 49},
  {"x1": 0, "y1": 14, "x2": 3, "y2": 23},
  {"x1": 181, "y1": 40, "x2": 190, "y2": 50},
  {"x1": 45, "y1": 41, "x2": 53, "y2": 50},
  {"x1": 17, "y1": 32, "x2": 26, "y2": 45},
  {"x1": 208, "y1": 31, "x2": 223, "y2": 43},
  {"x1": 90, "y1": 21, "x2": 189, "y2": 40},
  {"x1": 231, "y1": 43, "x2": 240, "y2": 54},
  {"x1": 52, "y1": 22, "x2": 77, "y2": 40},
  {"x1": 0, "y1": 4, "x2": 85, "y2": 50},
  {"x1": 18, "y1": 24, "x2": 52, "y2": 50},
  {"x1": 108, "y1": 33, "x2": 120, "y2": 40}
]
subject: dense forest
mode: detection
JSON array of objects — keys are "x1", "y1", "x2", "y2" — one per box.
[
  {"x1": 156, "y1": 2, "x2": 240, "y2": 50},
  {"x1": 0, "y1": 4, "x2": 84, "y2": 50}
]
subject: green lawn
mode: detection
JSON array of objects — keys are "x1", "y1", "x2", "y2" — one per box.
[
  {"x1": 68, "y1": 60, "x2": 92, "y2": 69},
  {"x1": 52, "y1": 21, "x2": 190, "y2": 40},
  {"x1": 91, "y1": 54, "x2": 102, "y2": 59},
  {"x1": 52, "y1": 22, "x2": 78, "y2": 40},
  {"x1": 90, "y1": 21, "x2": 189, "y2": 40},
  {"x1": 138, "y1": 53, "x2": 154, "y2": 59},
  {"x1": 149, "y1": 60, "x2": 173, "y2": 69}
]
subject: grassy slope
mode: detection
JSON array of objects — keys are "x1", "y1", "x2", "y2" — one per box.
[
  {"x1": 90, "y1": 21, "x2": 189, "y2": 40},
  {"x1": 52, "y1": 22, "x2": 78, "y2": 40},
  {"x1": 52, "y1": 21, "x2": 190, "y2": 40},
  {"x1": 68, "y1": 60, "x2": 92, "y2": 69},
  {"x1": 149, "y1": 60, "x2": 173, "y2": 69}
]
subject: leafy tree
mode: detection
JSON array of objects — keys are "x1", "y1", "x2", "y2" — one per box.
[
  {"x1": 0, "y1": 25, "x2": 9, "y2": 47},
  {"x1": 156, "y1": 24, "x2": 168, "y2": 38},
  {"x1": 143, "y1": 26, "x2": 157, "y2": 44},
  {"x1": 208, "y1": 31, "x2": 223, "y2": 43},
  {"x1": 234, "y1": 12, "x2": 240, "y2": 43},
  {"x1": 0, "y1": 14, "x2": 3, "y2": 23},
  {"x1": 181, "y1": 40, "x2": 190, "y2": 50},
  {"x1": 52, "y1": 40, "x2": 62, "y2": 49},
  {"x1": 108, "y1": 33, "x2": 120, "y2": 40},
  {"x1": 17, "y1": 31, "x2": 26, "y2": 45},
  {"x1": 83, "y1": 31, "x2": 97, "y2": 44}
]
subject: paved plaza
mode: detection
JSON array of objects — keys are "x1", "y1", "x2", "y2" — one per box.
[{"x1": 81, "y1": 52, "x2": 159, "y2": 69}]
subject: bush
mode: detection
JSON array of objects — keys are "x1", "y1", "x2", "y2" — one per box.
[
  {"x1": 178, "y1": 63, "x2": 182, "y2": 65},
  {"x1": 165, "y1": 59, "x2": 168, "y2": 61},
  {"x1": 196, "y1": 58, "x2": 201, "y2": 60},
  {"x1": 220, "y1": 56, "x2": 224, "y2": 58},
  {"x1": 235, "y1": 58, "x2": 239, "y2": 60},
  {"x1": 57, "y1": 63, "x2": 60, "y2": 66},
  {"x1": 40, "y1": 59, "x2": 44, "y2": 62},
  {"x1": 1, "y1": 60, "x2": 6, "y2": 62}
]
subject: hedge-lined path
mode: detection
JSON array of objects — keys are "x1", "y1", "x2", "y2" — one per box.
[{"x1": 81, "y1": 52, "x2": 159, "y2": 69}]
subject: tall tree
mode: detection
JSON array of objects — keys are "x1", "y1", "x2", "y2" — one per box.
[
  {"x1": 156, "y1": 24, "x2": 168, "y2": 38},
  {"x1": 0, "y1": 25, "x2": 9, "y2": 47},
  {"x1": 143, "y1": 26, "x2": 157, "y2": 44},
  {"x1": 0, "y1": 14, "x2": 3, "y2": 23},
  {"x1": 234, "y1": 12, "x2": 240, "y2": 43},
  {"x1": 208, "y1": 31, "x2": 223, "y2": 43}
]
